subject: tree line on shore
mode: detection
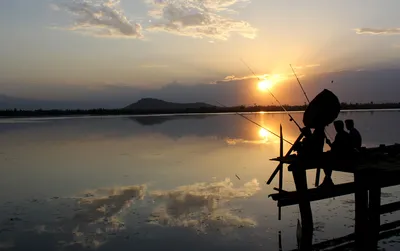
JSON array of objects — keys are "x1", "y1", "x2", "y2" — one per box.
[{"x1": 0, "y1": 102, "x2": 399, "y2": 118}]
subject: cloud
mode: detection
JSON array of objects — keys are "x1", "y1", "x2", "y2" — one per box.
[
  {"x1": 222, "y1": 74, "x2": 259, "y2": 81},
  {"x1": 292, "y1": 64, "x2": 321, "y2": 69},
  {"x1": 49, "y1": 3, "x2": 60, "y2": 11},
  {"x1": 355, "y1": 28, "x2": 400, "y2": 35},
  {"x1": 52, "y1": 0, "x2": 256, "y2": 40},
  {"x1": 225, "y1": 137, "x2": 270, "y2": 145},
  {"x1": 56, "y1": 0, "x2": 143, "y2": 38},
  {"x1": 220, "y1": 73, "x2": 291, "y2": 84},
  {"x1": 148, "y1": 178, "x2": 260, "y2": 233},
  {"x1": 145, "y1": 0, "x2": 257, "y2": 40},
  {"x1": 221, "y1": 73, "x2": 278, "y2": 82}
]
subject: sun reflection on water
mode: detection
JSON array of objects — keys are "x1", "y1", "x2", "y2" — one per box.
[{"x1": 258, "y1": 128, "x2": 269, "y2": 141}]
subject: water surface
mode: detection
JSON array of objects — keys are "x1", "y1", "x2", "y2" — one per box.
[{"x1": 1, "y1": 111, "x2": 400, "y2": 250}]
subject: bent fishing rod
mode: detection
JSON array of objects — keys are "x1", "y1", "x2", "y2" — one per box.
[
  {"x1": 215, "y1": 101, "x2": 293, "y2": 145},
  {"x1": 240, "y1": 58, "x2": 302, "y2": 131}
]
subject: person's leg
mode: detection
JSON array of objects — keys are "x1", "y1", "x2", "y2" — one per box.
[
  {"x1": 321, "y1": 168, "x2": 334, "y2": 185},
  {"x1": 319, "y1": 152, "x2": 335, "y2": 188}
]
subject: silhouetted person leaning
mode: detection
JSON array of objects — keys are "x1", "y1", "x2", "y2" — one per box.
[
  {"x1": 345, "y1": 119, "x2": 362, "y2": 151},
  {"x1": 296, "y1": 126, "x2": 326, "y2": 161},
  {"x1": 320, "y1": 120, "x2": 352, "y2": 188}
]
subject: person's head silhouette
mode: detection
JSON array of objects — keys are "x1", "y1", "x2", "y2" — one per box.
[
  {"x1": 333, "y1": 120, "x2": 345, "y2": 133},
  {"x1": 345, "y1": 119, "x2": 354, "y2": 130}
]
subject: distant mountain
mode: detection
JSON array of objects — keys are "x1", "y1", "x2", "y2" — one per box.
[{"x1": 124, "y1": 98, "x2": 216, "y2": 110}]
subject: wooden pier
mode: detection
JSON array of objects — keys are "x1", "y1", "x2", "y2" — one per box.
[{"x1": 267, "y1": 132, "x2": 400, "y2": 251}]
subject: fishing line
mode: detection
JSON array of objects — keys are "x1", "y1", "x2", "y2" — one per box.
[
  {"x1": 215, "y1": 101, "x2": 293, "y2": 145},
  {"x1": 240, "y1": 58, "x2": 303, "y2": 131},
  {"x1": 289, "y1": 64, "x2": 333, "y2": 141},
  {"x1": 290, "y1": 64, "x2": 310, "y2": 103}
]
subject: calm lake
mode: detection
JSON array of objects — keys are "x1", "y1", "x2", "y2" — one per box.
[{"x1": 1, "y1": 110, "x2": 400, "y2": 251}]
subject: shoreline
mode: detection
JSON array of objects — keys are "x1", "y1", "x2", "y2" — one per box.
[{"x1": 0, "y1": 107, "x2": 399, "y2": 119}]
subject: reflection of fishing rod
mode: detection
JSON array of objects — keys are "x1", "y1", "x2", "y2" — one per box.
[
  {"x1": 240, "y1": 58, "x2": 302, "y2": 131},
  {"x1": 215, "y1": 101, "x2": 293, "y2": 145}
]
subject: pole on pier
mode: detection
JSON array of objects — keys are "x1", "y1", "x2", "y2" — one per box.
[
  {"x1": 267, "y1": 132, "x2": 304, "y2": 185},
  {"x1": 278, "y1": 124, "x2": 284, "y2": 220},
  {"x1": 354, "y1": 171, "x2": 368, "y2": 250},
  {"x1": 368, "y1": 175, "x2": 381, "y2": 249},
  {"x1": 291, "y1": 163, "x2": 313, "y2": 250}
]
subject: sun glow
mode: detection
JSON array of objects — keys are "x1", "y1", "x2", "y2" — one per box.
[
  {"x1": 259, "y1": 128, "x2": 269, "y2": 140},
  {"x1": 257, "y1": 79, "x2": 274, "y2": 91}
]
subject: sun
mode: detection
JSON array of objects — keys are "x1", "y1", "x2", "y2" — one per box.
[{"x1": 258, "y1": 79, "x2": 273, "y2": 91}]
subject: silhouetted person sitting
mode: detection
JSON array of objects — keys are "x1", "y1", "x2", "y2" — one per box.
[
  {"x1": 295, "y1": 127, "x2": 312, "y2": 156},
  {"x1": 326, "y1": 120, "x2": 352, "y2": 155},
  {"x1": 296, "y1": 126, "x2": 326, "y2": 162},
  {"x1": 345, "y1": 119, "x2": 362, "y2": 151},
  {"x1": 311, "y1": 126, "x2": 326, "y2": 156},
  {"x1": 319, "y1": 120, "x2": 352, "y2": 188}
]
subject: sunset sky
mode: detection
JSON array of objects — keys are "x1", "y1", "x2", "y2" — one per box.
[{"x1": 1, "y1": 0, "x2": 400, "y2": 108}]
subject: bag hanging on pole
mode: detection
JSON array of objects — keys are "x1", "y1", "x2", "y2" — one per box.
[{"x1": 303, "y1": 89, "x2": 341, "y2": 128}]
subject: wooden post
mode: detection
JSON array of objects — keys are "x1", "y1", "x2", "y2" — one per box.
[
  {"x1": 267, "y1": 132, "x2": 304, "y2": 185},
  {"x1": 278, "y1": 124, "x2": 284, "y2": 220},
  {"x1": 354, "y1": 171, "x2": 368, "y2": 250},
  {"x1": 368, "y1": 177, "x2": 381, "y2": 249},
  {"x1": 291, "y1": 163, "x2": 313, "y2": 250}
]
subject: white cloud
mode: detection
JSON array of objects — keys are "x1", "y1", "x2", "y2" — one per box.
[
  {"x1": 56, "y1": 0, "x2": 143, "y2": 38},
  {"x1": 145, "y1": 0, "x2": 257, "y2": 40},
  {"x1": 220, "y1": 73, "x2": 290, "y2": 83},
  {"x1": 225, "y1": 137, "x2": 269, "y2": 145},
  {"x1": 292, "y1": 64, "x2": 320, "y2": 69},
  {"x1": 355, "y1": 28, "x2": 400, "y2": 35},
  {"x1": 222, "y1": 73, "x2": 269, "y2": 82},
  {"x1": 52, "y1": 0, "x2": 256, "y2": 40}
]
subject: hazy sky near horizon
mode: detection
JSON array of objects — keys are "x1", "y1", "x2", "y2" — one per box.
[{"x1": 1, "y1": 0, "x2": 400, "y2": 107}]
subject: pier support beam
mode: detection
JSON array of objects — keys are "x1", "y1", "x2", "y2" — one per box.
[
  {"x1": 369, "y1": 181, "x2": 381, "y2": 249},
  {"x1": 354, "y1": 172, "x2": 368, "y2": 250},
  {"x1": 291, "y1": 164, "x2": 313, "y2": 251}
]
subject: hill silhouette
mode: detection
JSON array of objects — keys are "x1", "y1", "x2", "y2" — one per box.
[{"x1": 124, "y1": 98, "x2": 215, "y2": 110}]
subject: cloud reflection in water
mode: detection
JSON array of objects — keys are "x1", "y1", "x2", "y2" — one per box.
[
  {"x1": 148, "y1": 178, "x2": 260, "y2": 233},
  {"x1": 0, "y1": 179, "x2": 261, "y2": 250},
  {"x1": 49, "y1": 185, "x2": 147, "y2": 249}
]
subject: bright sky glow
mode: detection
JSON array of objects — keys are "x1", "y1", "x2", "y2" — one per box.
[
  {"x1": 1, "y1": 0, "x2": 400, "y2": 107},
  {"x1": 257, "y1": 80, "x2": 273, "y2": 92}
]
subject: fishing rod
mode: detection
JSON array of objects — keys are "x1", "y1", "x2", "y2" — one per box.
[
  {"x1": 289, "y1": 64, "x2": 334, "y2": 187},
  {"x1": 240, "y1": 58, "x2": 302, "y2": 131},
  {"x1": 215, "y1": 101, "x2": 293, "y2": 145},
  {"x1": 290, "y1": 64, "x2": 310, "y2": 103},
  {"x1": 289, "y1": 64, "x2": 333, "y2": 141}
]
